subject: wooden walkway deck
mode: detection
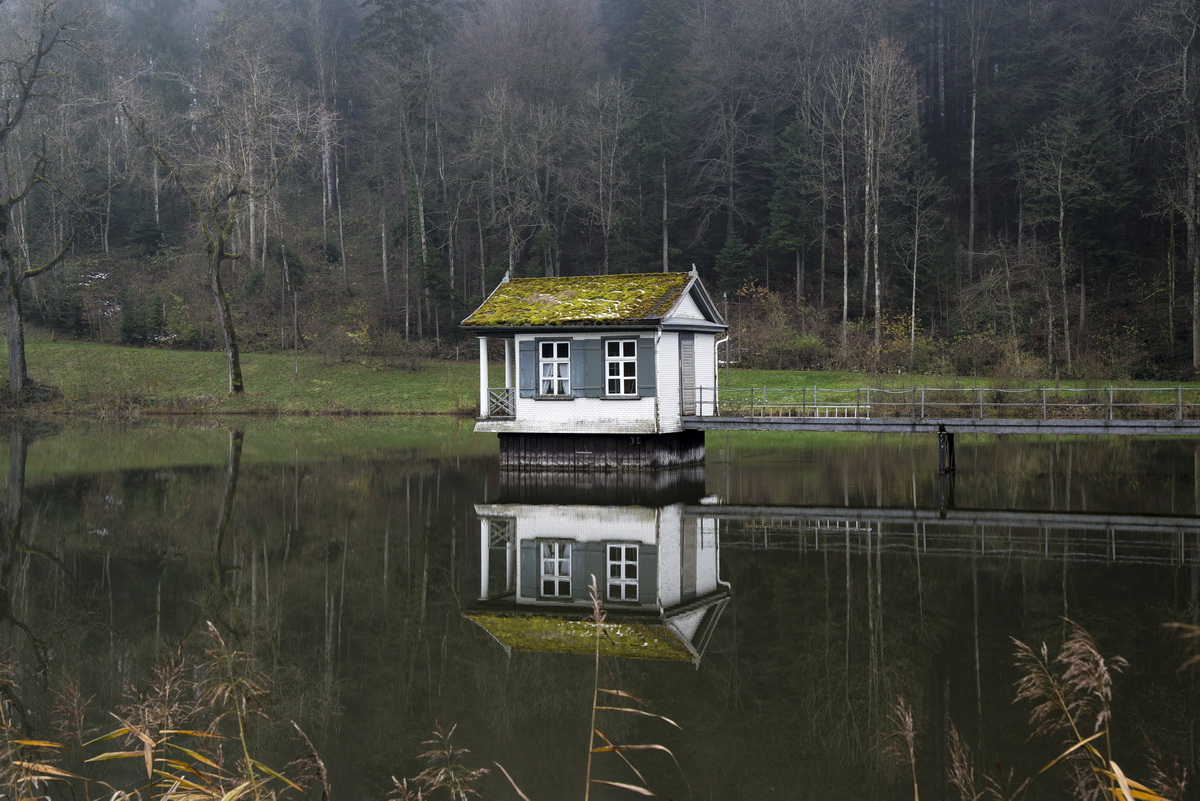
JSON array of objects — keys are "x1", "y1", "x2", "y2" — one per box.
[{"x1": 683, "y1": 385, "x2": 1200, "y2": 436}]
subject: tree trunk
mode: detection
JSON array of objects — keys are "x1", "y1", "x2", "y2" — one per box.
[
  {"x1": 1058, "y1": 189, "x2": 1072, "y2": 374},
  {"x1": 210, "y1": 243, "x2": 244, "y2": 395},
  {"x1": 1190, "y1": 169, "x2": 1199, "y2": 370},
  {"x1": 967, "y1": 66, "x2": 977, "y2": 284},
  {"x1": 661, "y1": 155, "x2": 669, "y2": 272},
  {"x1": 4, "y1": 271, "x2": 27, "y2": 398},
  {"x1": 381, "y1": 205, "x2": 390, "y2": 302}
]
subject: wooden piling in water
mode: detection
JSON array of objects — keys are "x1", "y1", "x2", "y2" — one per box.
[{"x1": 937, "y1": 426, "x2": 956, "y2": 474}]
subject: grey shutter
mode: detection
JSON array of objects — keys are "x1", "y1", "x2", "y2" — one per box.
[
  {"x1": 518, "y1": 340, "x2": 535, "y2": 398},
  {"x1": 637, "y1": 337, "x2": 656, "y2": 397},
  {"x1": 571, "y1": 542, "x2": 594, "y2": 601},
  {"x1": 640, "y1": 544, "x2": 658, "y2": 604},
  {"x1": 519, "y1": 540, "x2": 537, "y2": 598},
  {"x1": 574, "y1": 339, "x2": 603, "y2": 398}
]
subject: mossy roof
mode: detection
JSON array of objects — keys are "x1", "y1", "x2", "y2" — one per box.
[
  {"x1": 465, "y1": 611, "x2": 694, "y2": 661},
  {"x1": 461, "y1": 272, "x2": 695, "y2": 328}
]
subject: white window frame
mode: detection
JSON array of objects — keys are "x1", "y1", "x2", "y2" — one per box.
[
  {"x1": 540, "y1": 541, "x2": 571, "y2": 597},
  {"x1": 539, "y1": 340, "x2": 571, "y2": 397},
  {"x1": 606, "y1": 543, "x2": 639, "y2": 602},
  {"x1": 604, "y1": 339, "x2": 638, "y2": 397}
]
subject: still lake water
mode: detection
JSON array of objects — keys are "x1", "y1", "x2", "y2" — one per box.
[{"x1": 3, "y1": 418, "x2": 1198, "y2": 800}]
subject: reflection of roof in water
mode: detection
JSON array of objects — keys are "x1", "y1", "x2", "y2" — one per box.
[{"x1": 465, "y1": 611, "x2": 695, "y2": 662}]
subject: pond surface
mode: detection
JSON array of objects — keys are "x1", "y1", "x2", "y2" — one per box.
[{"x1": 2, "y1": 419, "x2": 1197, "y2": 800}]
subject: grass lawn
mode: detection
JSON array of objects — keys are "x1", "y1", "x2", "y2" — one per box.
[
  {"x1": 8, "y1": 337, "x2": 1199, "y2": 417},
  {"x1": 21, "y1": 339, "x2": 481, "y2": 415}
]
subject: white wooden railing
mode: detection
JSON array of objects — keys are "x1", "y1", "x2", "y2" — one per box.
[
  {"x1": 692, "y1": 385, "x2": 1200, "y2": 421},
  {"x1": 486, "y1": 387, "x2": 516, "y2": 419}
]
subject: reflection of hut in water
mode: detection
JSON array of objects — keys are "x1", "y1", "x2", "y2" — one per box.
[{"x1": 467, "y1": 502, "x2": 730, "y2": 664}]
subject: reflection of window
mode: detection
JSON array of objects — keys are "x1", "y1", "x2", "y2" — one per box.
[
  {"x1": 541, "y1": 541, "x2": 571, "y2": 597},
  {"x1": 607, "y1": 544, "x2": 638, "y2": 601},
  {"x1": 539, "y1": 341, "x2": 571, "y2": 396},
  {"x1": 605, "y1": 339, "x2": 638, "y2": 396}
]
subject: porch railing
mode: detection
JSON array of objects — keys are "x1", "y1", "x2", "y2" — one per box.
[{"x1": 486, "y1": 387, "x2": 516, "y2": 419}]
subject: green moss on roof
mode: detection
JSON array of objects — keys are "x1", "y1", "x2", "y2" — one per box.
[
  {"x1": 465, "y1": 611, "x2": 693, "y2": 661},
  {"x1": 462, "y1": 272, "x2": 693, "y2": 327}
]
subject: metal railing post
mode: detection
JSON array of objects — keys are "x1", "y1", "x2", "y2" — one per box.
[
  {"x1": 1042, "y1": 387, "x2": 1047, "y2": 419},
  {"x1": 1179, "y1": 385, "x2": 1184, "y2": 420},
  {"x1": 978, "y1": 386, "x2": 984, "y2": 418},
  {"x1": 921, "y1": 387, "x2": 926, "y2": 418},
  {"x1": 1108, "y1": 387, "x2": 1113, "y2": 420}
]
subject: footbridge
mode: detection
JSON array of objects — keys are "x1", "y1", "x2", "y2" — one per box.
[{"x1": 683, "y1": 385, "x2": 1200, "y2": 470}]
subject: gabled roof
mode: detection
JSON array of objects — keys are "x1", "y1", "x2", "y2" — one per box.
[{"x1": 461, "y1": 271, "x2": 724, "y2": 329}]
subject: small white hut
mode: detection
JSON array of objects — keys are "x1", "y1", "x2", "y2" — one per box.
[{"x1": 462, "y1": 270, "x2": 727, "y2": 469}]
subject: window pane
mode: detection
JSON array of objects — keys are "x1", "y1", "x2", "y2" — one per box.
[{"x1": 623, "y1": 341, "x2": 636, "y2": 357}]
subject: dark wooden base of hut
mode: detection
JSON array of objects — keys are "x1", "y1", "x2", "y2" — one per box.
[{"x1": 498, "y1": 431, "x2": 705, "y2": 471}]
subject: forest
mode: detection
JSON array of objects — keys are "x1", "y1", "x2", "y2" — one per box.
[{"x1": 1, "y1": 0, "x2": 1198, "y2": 396}]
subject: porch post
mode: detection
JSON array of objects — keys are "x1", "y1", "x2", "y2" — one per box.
[
  {"x1": 479, "y1": 337, "x2": 488, "y2": 417},
  {"x1": 504, "y1": 338, "x2": 514, "y2": 389}
]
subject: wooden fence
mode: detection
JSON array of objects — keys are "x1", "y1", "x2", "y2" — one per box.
[{"x1": 695, "y1": 386, "x2": 1200, "y2": 422}]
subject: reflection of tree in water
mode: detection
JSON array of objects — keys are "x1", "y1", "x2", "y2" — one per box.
[{"x1": 0, "y1": 424, "x2": 85, "y2": 718}]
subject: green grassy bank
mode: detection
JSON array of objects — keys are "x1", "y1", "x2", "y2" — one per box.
[
  {"x1": 13, "y1": 340, "x2": 481, "y2": 415},
  {"x1": 7, "y1": 339, "x2": 1197, "y2": 417}
]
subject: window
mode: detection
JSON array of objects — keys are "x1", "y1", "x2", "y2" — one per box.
[
  {"x1": 539, "y1": 341, "x2": 571, "y2": 396},
  {"x1": 607, "y1": 544, "x2": 638, "y2": 602},
  {"x1": 540, "y1": 541, "x2": 571, "y2": 597},
  {"x1": 605, "y1": 339, "x2": 638, "y2": 396}
]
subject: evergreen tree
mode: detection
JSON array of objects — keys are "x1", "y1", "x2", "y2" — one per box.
[
  {"x1": 629, "y1": 0, "x2": 683, "y2": 271},
  {"x1": 765, "y1": 115, "x2": 823, "y2": 302}
]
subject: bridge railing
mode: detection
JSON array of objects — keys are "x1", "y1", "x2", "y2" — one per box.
[{"x1": 693, "y1": 385, "x2": 1200, "y2": 421}]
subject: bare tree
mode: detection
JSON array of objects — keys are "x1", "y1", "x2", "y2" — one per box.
[
  {"x1": 817, "y1": 55, "x2": 860, "y2": 354},
  {"x1": 121, "y1": 53, "x2": 313, "y2": 395},
  {"x1": 858, "y1": 38, "x2": 919, "y2": 350},
  {"x1": 960, "y1": 0, "x2": 992, "y2": 284},
  {"x1": 570, "y1": 77, "x2": 636, "y2": 274},
  {"x1": 1131, "y1": 0, "x2": 1200, "y2": 369},
  {"x1": 0, "y1": 0, "x2": 98, "y2": 399}
]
